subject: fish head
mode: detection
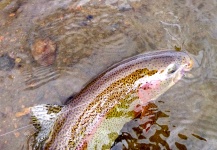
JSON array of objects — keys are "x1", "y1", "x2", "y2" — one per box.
[
  {"x1": 164, "y1": 51, "x2": 194, "y2": 81},
  {"x1": 135, "y1": 51, "x2": 194, "y2": 105}
]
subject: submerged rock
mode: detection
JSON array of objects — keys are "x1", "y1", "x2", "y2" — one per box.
[
  {"x1": 31, "y1": 38, "x2": 57, "y2": 66},
  {"x1": 0, "y1": 54, "x2": 15, "y2": 71}
]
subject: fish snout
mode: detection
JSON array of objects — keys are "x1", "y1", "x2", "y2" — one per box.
[{"x1": 183, "y1": 59, "x2": 194, "y2": 71}]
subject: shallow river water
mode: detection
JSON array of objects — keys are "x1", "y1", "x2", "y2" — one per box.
[{"x1": 0, "y1": 0, "x2": 217, "y2": 149}]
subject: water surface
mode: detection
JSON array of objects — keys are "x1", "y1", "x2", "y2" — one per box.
[{"x1": 0, "y1": 0, "x2": 216, "y2": 149}]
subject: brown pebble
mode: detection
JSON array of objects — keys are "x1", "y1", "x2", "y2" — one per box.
[
  {"x1": 9, "y1": 13, "x2": 16, "y2": 17},
  {"x1": 14, "y1": 123, "x2": 18, "y2": 128},
  {"x1": 31, "y1": 38, "x2": 56, "y2": 66},
  {"x1": 14, "y1": 132, "x2": 20, "y2": 137},
  {"x1": 8, "y1": 75, "x2": 14, "y2": 79},
  {"x1": 15, "y1": 107, "x2": 30, "y2": 117},
  {"x1": 0, "y1": 36, "x2": 4, "y2": 42},
  {"x1": 15, "y1": 57, "x2": 21, "y2": 63}
]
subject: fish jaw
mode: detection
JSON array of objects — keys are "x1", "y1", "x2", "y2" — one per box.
[{"x1": 185, "y1": 59, "x2": 194, "y2": 71}]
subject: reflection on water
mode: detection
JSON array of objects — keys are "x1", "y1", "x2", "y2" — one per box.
[
  {"x1": 112, "y1": 103, "x2": 172, "y2": 150},
  {"x1": 0, "y1": 0, "x2": 217, "y2": 149},
  {"x1": 112, "y1": 102, "x2": 207, "y2": 150}
]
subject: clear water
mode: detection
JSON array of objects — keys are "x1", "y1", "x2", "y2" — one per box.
[{"x1": 0, "y1": 0, "x2": 216, "y2": 149}]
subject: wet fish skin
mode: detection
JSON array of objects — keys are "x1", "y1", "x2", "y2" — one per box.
[{"x1": 31, "y1": 50, "x2": 193, "y2": 150}]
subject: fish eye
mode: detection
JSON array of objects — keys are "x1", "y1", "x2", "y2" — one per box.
[{"x1": 167, "y1": 64, "x2": 177, "y2": 74}]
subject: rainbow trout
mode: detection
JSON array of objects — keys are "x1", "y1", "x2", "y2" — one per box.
[{"x1": 31, "y1": 50, "x2": 193, "y2": 150}]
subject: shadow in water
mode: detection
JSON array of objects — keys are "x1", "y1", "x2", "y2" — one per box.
[{"x1": 111, "y1": 102, "x2": 206, "y2": 150}]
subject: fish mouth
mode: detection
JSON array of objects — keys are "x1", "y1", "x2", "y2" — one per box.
[
  {"x1": 177, "y1": 59, "x2": 194, "y2": 80},
  {"x1": 183, "y1": 59, "x2": 194, "y2": 71}
]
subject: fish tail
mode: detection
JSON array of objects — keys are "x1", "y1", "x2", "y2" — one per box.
[{"x1": 30, "y1": 104, "x2": 63, "y2": 149}]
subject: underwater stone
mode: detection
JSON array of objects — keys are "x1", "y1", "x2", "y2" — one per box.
[
  {"x1": 31, "y1": 38, "x2": 57, "y2": 66},
  {"x1": 0, "y1": 54, "x2": 15, "y2": 71}
]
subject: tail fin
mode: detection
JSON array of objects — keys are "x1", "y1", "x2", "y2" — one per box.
[{"x1": 30, "y1": 104, "x2": 63, "y2": 149}]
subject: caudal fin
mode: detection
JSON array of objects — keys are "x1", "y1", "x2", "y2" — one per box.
[{"x1": 30, "y1": 104, "x2": 63, "y2": 149}]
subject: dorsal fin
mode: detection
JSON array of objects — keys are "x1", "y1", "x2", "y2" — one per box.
[{"x1": 30, "y1": 104, "x2": 63, "y2": 149}]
